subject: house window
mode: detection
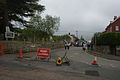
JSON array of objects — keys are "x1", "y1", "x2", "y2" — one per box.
[{"x1": 115, "y1": 26, "x2": 119, "y2": 31}]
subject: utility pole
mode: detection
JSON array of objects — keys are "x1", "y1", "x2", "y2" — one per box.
[{"x1": 76, "y1": 30, "x2": 78, "y2": 38}]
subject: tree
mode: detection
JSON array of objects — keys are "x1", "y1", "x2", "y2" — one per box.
[
  {"x1": 80, "y1": 36, "x2": 85, "y2": 40},
  {"x1": 0, "y1": 0, "x2": 45, "y2": 35},
  {"x1": 28, "y1": 15, "x2": 60, "y2": 41},
  {"x1": 92, "y1": 32, "x2": 101, "y2": 45},
  {"x1": 53, "y1": 35, "x2": 70, "y2": 42},
  {"x1": 44, "y1": 15, "x2": 60, "y2": 35},
  {"x1": 21, "y1": 27, "x2": 43, "y2": 42},
  {"x1": 92, "y1": 32, "x2": 120, "y2": 55}
]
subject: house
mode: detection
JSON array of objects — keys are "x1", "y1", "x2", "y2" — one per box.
[
  {"x1": 105, "y1": 16, "x2": 120, "y2": 32},
  {"x1": 68, "y1": 34, "x2": 79, "y2": 46}
]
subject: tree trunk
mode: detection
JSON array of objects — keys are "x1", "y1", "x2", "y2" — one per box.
[
  {"x1": 4, "y1": 0, "x2": 8, "y2": 27},
  {"x1": 3, "y1": 0, "x2": 8, "y2": 40}
]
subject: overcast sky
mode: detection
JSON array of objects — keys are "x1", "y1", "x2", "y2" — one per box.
[{"x1": 40, "y1": 0, "x2": 120, "y2": 40}]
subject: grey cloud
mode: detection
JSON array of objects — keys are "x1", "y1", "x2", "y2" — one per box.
[{"x1": 40, "y1": 0, "x2": 120, "y2": 40}]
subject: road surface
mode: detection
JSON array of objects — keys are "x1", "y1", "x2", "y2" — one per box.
[{"x1": 0, "y1": 47, "x2": 120, "y2": 80}]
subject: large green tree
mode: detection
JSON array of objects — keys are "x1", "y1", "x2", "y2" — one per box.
[
  {"x1": 29, "y1": 15, "x2": 60, "y2": 33},
  {"x1": 22, "y1": 15, "x2": 60, "y2": 42},
  {"x1": 0, "y1": 0, "x2": 45, "y2": 34},
  {"x1": 44, "y1": 15, "x2": 60, "y2": 35}
]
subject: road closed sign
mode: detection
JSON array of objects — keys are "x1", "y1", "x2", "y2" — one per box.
[{"x1": 37, "y1": 49, "x2": 50, "y2": 58}]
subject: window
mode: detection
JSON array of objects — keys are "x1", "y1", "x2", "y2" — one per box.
[{"x1": 115, "y1": 26, "x2": 119, "y2": 31}]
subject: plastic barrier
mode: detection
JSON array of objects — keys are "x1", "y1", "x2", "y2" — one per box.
[
  {"x1": 37, "y1": 48, "x2": 50, "y2": 58},
  {"x1": 0, "y1": 44, "x2": 5, "y2": 55}
]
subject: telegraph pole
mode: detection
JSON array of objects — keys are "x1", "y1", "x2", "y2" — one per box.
[{"x1": 76, "y1": 30, "x2": 78, "y2": 38}]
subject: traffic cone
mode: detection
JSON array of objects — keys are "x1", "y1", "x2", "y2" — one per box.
[
  {"x1": 18, "y1": 48, "x2": 24, "y2": 58},
  {"x1": 0, "y1": 50, "x2": 4, "y2": 55},
  {"x1": 91, "y1": 54, "x2": 98, "y2": 65}
]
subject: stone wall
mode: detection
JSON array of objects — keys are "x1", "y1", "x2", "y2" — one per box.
[
  {"x1": 94, "y1": 45, "x2": 110, "y2": 54},
  {"x1": 94, "y1": 45, "x2": 120, "y2": 55},
  {"x1": 0, "y1": 41, "x2": 64, "y2": 54},
  {"x1": 116, "y1": 46, "x2": 120, "y2": 56}
]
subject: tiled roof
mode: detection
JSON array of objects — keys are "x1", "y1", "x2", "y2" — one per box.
[{"x1": 105, "y1": 16, "x2": 120, "y2": 31}]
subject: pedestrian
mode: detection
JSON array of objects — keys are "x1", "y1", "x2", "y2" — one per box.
[
  {"x1": 63, "y1": 40, "x2": 70, "y2": 50},
  {"x1": 82, "y1": 42, "x2": 87, "y2": 52},
  {"x1": 90, "y1": 41, "x2": 94, "y2": 50}
]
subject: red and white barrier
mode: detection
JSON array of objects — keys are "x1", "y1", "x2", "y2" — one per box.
[{"x1": 37, "y1": 48, "x2": 50, "y2": 58}]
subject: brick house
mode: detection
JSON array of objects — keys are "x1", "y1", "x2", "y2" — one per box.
[
  {"x1": 104, "y1": 16, "x2": 120, "y2": 55},
  {"x1": 105, "y1": 16, "x2": 120, "y2": 32}
]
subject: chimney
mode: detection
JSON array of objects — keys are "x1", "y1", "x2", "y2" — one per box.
[
  {"x1": 110, "y1": 21, "x2": 113, "y2": 23},
  {"x1": 114, "y1": 16, "x2": 117, "y2": 20}
]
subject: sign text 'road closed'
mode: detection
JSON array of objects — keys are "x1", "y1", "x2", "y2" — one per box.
[{"x1": 37, "y1": 49, "x2": 50, "y2": 58}]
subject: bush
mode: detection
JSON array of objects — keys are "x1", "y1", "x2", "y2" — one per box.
[
  {"x1": 94, "y1": 32, "x2": 120, "y2": 46},
  {"x1": 92, "y1": 32, "x2": 120, "y2": 55}
]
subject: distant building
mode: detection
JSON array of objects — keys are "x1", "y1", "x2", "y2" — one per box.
[
  {"x1": 68, "y1": 35, "x2": 79, "y2": 46},
  {"x1": 105, "y1": 16, "x2": 120, "y2": 32}
]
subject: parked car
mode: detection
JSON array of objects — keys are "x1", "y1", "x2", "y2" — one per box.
[{"x1": 74, "y1": 40, "x2": 87, "y2": 47}]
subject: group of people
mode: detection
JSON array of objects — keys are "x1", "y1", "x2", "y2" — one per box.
[
  {"x1": 63, "y1": 40, "x2": 71, "y2": 50},
  {"x1": 63, "y1": 39, "x2": 94, "y2": 52},
  {"x1": 82, "y1": 41, "x2": 94, "y2": 52}
]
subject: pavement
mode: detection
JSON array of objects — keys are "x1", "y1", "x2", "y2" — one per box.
[{"x1": 88, "y1": 50, "x2": 120, "y2": 61}]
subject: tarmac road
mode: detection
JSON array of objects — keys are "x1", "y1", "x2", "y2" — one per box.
[
  {"x1": 51, "y1": 47, "x2": 120, "y2": 80},
  {"x1": 0, "y1": 47, "x2": 120, "y2": 80}
]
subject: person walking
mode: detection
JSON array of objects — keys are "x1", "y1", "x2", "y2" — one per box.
[
  {"x1": 90, "y1": 41, "x2": 94, "y2": 50},
  {"x1": 63, "y1": 40, "x2": 70, "y2": 50},
  {"x1": 82, "y1": 42, "x2": 87, "y2": 52}
]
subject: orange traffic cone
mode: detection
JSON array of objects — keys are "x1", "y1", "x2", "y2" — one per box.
[
  {"x1": 0, "y1": 50, "x2": 4, "y2": 55},
  {"x1": 18, "y1": 48, "x2": 24, "y2": 58},
  {"x1": 91, "y1": 54, "x2": 98, "y2": 65}
]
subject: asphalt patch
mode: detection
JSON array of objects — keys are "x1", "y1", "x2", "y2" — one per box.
[
  {"x1": 85, "y1": 70, "x2": 99, "y2": 76},
  {"x1": 0, "y1": 61, "x2": 34, "y2": 71}
]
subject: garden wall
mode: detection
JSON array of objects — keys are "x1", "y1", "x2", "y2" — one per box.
[
  {"x1": 0, "y1": 41, "x2": 64, "y2": 54},
  {"x1": 95, "y1": 45, "x2": 120, "y2": 56}
]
